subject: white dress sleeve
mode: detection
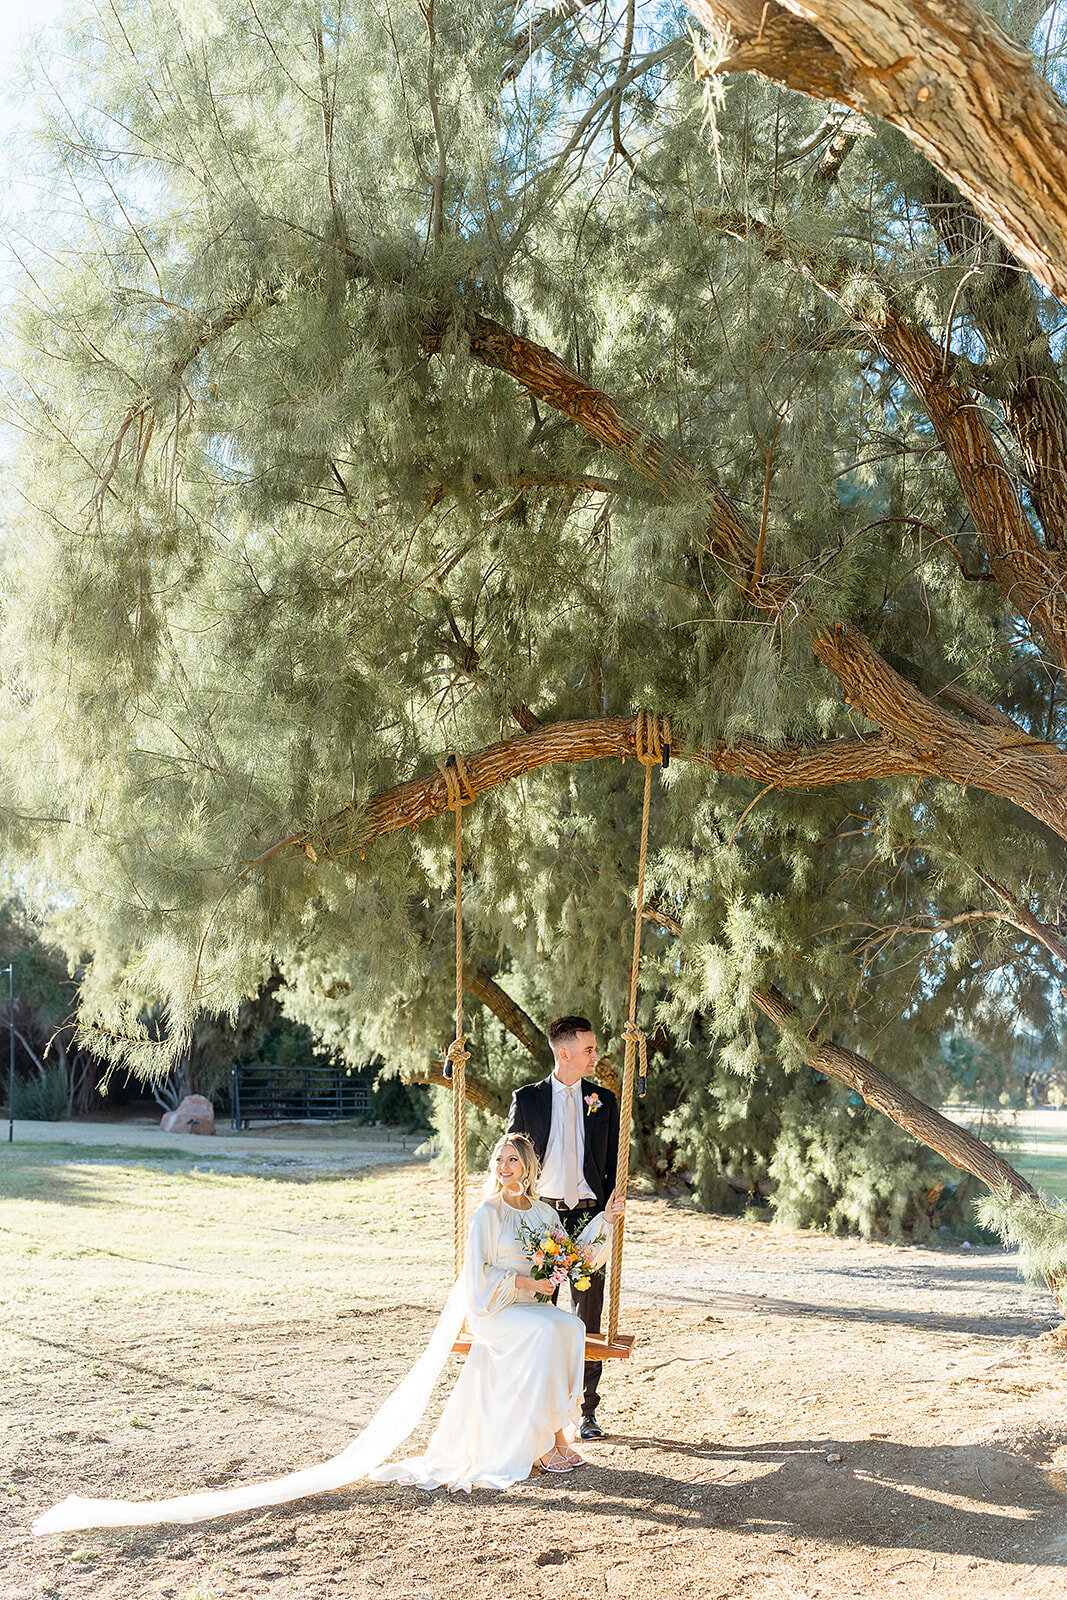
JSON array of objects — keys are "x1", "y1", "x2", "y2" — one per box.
[
  {"x1": 576, "y1": 1209, "x2": 612, "y2": 1269},
  {"x1": 464, "y1": 1202, "x2": 518, "y2": 1316}
]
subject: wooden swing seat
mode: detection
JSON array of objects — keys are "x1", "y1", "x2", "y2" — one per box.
[{"x1": 452, "y1": 1330, "x2": 634, "y2": 1360}]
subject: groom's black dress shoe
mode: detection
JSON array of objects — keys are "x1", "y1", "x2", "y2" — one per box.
[{"x1": 580, "y1": 1415, "x2": 603, "y2": 1441}]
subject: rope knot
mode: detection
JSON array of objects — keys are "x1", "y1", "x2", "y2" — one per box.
[
  {"x1": 443, "y1": 1034, "x2": 470, "y2": 1081},
  {"x1": 437, "y1": 753, "x2": 477, "y2": 812},
  {"x1": 634, "y1": 710, "x2": 671, "y2": 768},
  {"x1": 621, "y1": 1019, "x2": 649, "y2": 1099}
]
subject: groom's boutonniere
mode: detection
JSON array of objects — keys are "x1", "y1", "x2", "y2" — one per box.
[{"x1": 584, "y1": 1092, "x2": 602, "y2": 1116}]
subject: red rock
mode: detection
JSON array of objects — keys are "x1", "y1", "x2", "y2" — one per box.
[{"x1": 160, "y1": 1094, "x2": 216, "y2": 1135}]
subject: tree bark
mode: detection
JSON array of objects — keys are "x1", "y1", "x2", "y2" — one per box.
[
  {"x1": 688, "y1": 0, "x2": 1067, "y2": 306},
  {"x1": 463, "y1": 966, "x2": 552, "y2": 1064},
  {"x1": 750, "y1": 986, "x2": 1037, "y2": 1200},
  {"x1": 402, "y1": 1062, "x2": 507, "y2": 1116},
  {"x1": 292, "y1": 703, "x2": 1067, "y2": 864}
]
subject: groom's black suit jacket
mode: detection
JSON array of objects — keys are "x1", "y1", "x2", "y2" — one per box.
[{"x1": 506, "y1": 1076, "x2": 619, "y2": 1211}]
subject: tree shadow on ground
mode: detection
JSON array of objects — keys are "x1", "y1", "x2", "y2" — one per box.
[
  {"x1": 646, "y1": 1286, "x2": 1056, "y2": 1338},
  {"x1": 0, "y1": 1157, "x2": 119, "y2": 1209},
  {"x1": 39, "y1": 1430, "x2": 1067, "y2": 1569},
  {"x1": 12, "y1": 1328, "x2": 358, "y2": 1428},
  {"x1": 542, "y1": 1430, "x2": 1067, "y2": 1563}
]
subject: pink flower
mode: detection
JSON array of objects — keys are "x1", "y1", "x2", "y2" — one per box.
[
  {"x1": 533, "y1": 1250, "x2": 544, "y2": 1266},
  {"x1": 584, "y1": 1093, "x2": 602, "y2": 1116},
  {"x1": 550, "y1": 1266, "x2": 567, "y2": 1285}
]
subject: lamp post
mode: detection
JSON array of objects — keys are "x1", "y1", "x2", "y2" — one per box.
[{"x1": 3, "y1": 965, "x2": 12, "y2": 1144}]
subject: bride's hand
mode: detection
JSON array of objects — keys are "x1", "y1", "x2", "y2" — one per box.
[{"x1": 604, "y1": 1190, "x2": 625, "y2": 1225}]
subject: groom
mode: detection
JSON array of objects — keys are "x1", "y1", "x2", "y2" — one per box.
[{"x1": 506, "y1": 1014, "x2": 620, "y2": 1441}]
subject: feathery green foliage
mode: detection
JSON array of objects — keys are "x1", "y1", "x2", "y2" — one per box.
[{"x1": 0, "y1": 0, "x2": 1065, "y2": 1241}]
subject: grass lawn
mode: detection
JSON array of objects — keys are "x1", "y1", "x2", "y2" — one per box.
[
  {"x1": 1004, "y1": 1132, "x2": 1067, "y2": 1200},
  {"x1": 0, "y1": 1142, "x2": 453, "y2": 1325},
  {"x1": 948, "y1": 1110, "x2": 1067, "y2": 1201}
]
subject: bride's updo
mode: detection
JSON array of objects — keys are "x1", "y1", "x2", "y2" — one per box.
[{"x1": 485, "y1": 1133, "x2": 541, "y2": 1201}]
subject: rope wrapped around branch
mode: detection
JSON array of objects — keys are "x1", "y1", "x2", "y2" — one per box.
[
  {"x1": 607, "y1": 711, "x2": 670, "y2": 1344},
  {"x1": 438, "y1": 753, "x2": 476, "y2": 1278}
]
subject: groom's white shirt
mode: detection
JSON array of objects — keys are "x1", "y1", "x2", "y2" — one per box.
[{"x1": 538, "y1": 1077, "x2": 595, "y2": 1203}]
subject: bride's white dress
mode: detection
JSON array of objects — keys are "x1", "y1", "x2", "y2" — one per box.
[
  {"x1": 32, "y1": 1195, "x2": 608, "y2": 1532},
  {"x1": 373, "y1": 1195, "x2": 602, "y2": 1491}
]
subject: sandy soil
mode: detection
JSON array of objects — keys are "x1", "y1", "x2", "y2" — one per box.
[{"x1": 4, "y1": 1159, "x2": 1067, "y2": 1600}]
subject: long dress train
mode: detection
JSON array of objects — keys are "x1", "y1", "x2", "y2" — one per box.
[{"x1": 32, "y1": 1197, "x2": 607, "y2": 1531}]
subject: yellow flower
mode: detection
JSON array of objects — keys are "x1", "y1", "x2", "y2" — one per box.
[
  {"x1": 543, "y1": 1239, "x2": 560, "y2": 1256},
  {"x1": 574, "y1": 1276, "x2": 591, "y2": 1292}
]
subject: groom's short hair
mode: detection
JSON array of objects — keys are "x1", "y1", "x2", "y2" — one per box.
[{"x1": 548, "y1": 1014, "x2": 593, "y2": 1048}]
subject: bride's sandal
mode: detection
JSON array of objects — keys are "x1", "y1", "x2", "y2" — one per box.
[{"x1": 535, "y1": 1449, "x2": 575, "y2": 1474}]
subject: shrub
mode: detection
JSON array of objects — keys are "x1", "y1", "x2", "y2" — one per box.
[{"x1": 12, "y1": 1068, "x2": 68, "y2": 1120}]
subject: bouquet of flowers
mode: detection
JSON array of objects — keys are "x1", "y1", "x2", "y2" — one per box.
[{"x1": 517, "y1": 1219, "x2": 604, "y2": 1302}]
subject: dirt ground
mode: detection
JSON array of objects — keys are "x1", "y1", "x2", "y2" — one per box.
[{"x1": 3, "y1": 1144, "x2": 1067, "y2": 1600}]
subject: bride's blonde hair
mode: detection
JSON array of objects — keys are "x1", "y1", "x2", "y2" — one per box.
[{"x1": 485, "y1": 1133, "x2": 541, "y2": 1201}]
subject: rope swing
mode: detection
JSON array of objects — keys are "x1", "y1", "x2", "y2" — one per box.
[
  {"x1": 438, "y1": 752, "x2": 477, "y2": 1279},
  {"x1": 445, "y1": 713, "x2": 668, "y2": 1361},
  {"x1": 606, "y1": 710, "x2": 670, "y2": 1346}
]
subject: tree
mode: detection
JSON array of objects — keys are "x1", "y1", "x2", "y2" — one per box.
[
  {"x1": 2, "y1": 0, "x2": 1064, "y2": 1240},
  {"x1": 0, "y1": 895, "x2": 99, "y2": 1116}
]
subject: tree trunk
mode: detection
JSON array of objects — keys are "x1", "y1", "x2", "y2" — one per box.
[{"x1": 688, "y1": 0, "x2": 1067, "y2": 305}]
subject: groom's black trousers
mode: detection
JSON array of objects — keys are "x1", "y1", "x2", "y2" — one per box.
[{"x1": 545, "y1": 1199, "x2": 604, "y2": 1419}]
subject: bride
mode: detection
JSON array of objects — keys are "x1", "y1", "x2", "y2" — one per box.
[
  {"x1": 377, "y1": 1132, "x2": 622, "y2": 1487},
  {"x1": 33, "y1": 1133, "x2": 623, "y2": 1531}
]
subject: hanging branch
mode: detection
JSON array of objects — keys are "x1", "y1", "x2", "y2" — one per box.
[
  {"x1": 588, "y1": 896, "x2": 1041, "y2": 1205},
  {"x1": 701, "y1": 208, "x2": 1067, "y2": 672},
  {"x1": 86, "y1": 225, "x2": 1067, "y2": 851},
  {"x1": 610, "y1": 0, "x2": 637, "y2": 165},
  {"x1": 749, "y1": 986, "x2": 1037, "y2": 1200},
  {"x1": 921, "y1": 182, "x2": 1067, "y2": 555}
]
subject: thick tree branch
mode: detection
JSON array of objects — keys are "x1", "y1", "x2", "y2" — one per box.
[
  {"x1": 814, "y1": 622, "x2": 1067, "y2": 834},
  {"x1": 706, "y1": 209, "x2": 1067, "y2": 670},
  {"x1": 456, "y1": 315, "x2": 779, "y2": 597},
  {"x1": 750, "y1": 986, "x2": 1037, "y2": 1200},
  {"x1": 594, "y1": 894, "x2": 1041, "y2": 1203},
  {"x1": 462, "y1": 965, "x2": 552, "y2": 1063},
  {"x1": 291, "y1": 705, "x2": 1067, "y2": 865},
  {"x1": 689, "y1": 0, "x2": 1067, "y2": 306},
  {"x1": 922, "y1": 175, "x2": 1067, "y2": 554},
  {"x1": 402, "y1": 1062, "x2": 507, "y2": 1115},
  {"x1": 934, "y1": 682, "x2": 1029, "y2": 734}
]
